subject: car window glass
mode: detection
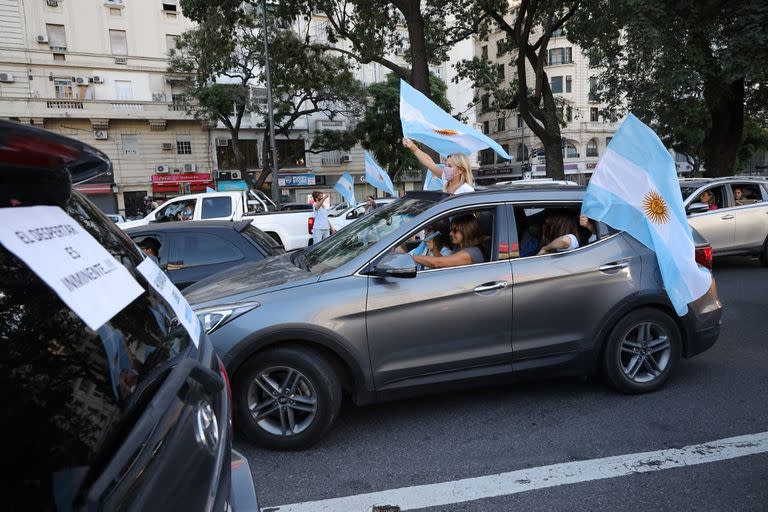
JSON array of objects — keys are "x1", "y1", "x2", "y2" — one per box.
[
  {"x1": 169, "y1": 233, "x2": 244, "y2": 267},
  {"x1": 511, "y1": 203, "x2": 589, "y2": 258},
  {"x1": 201, "y1": 196, "x2": 232, "y2": 219},
  {"x1": 156, "y1": 198, "x2": 192, "y2": 222},
  {"x1": 731, "y1": 183, "x2": 764, "y2": 205},
  {"x1": 130, "y1": 234, "x2": 165, "y2": 261},
  {"x1": 241, "y1": 225, "x2": 285, "y2": 255},
  {"x1": 1, "y1": 193, "x2": 194, "y2": 507}
]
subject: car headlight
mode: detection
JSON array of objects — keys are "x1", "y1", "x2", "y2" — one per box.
[{"x1": 194, "y1": 301, "x2": 261, "y2": 334}]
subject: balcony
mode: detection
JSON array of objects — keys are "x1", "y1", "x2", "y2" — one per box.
[{"x1": 1, "y1": 97, "x2": 197, "y2": 121}]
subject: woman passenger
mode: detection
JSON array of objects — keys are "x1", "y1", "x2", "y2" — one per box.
[
  {"x1": 538, "y1": 213, "x2": 580, "y2": 254},
  {"x1": 413, "y1": 215, "x2": 483, "y2": 268},
  {"x1": 402, "y1": 138, "x2": 475, "y2": 194}
]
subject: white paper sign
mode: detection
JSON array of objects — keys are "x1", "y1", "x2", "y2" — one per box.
[
  {"x1": 136, "y1": 258, "x2": 201, "y2": 347},
  {"x1": 0, "y1": 206, "x2": 144, "y2": 331}
]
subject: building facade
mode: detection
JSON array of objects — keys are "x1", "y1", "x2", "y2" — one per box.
[
  {"x1": 0, "y1": 0, "x2": 211, "y2": 217},
  {"x1": 473, "y1": 20, "x2": 621, "y2": 185}
]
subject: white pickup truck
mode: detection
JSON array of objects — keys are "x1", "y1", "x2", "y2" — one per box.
[{"x1": 119, "y1": 190, "x2": 312, "y2": 250}]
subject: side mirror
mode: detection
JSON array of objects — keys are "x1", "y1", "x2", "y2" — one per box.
[
  {"x1": 372, "y1": 252, "x2": 417, "y2": 278},
  {"x1": 687, "y1": 202, "x2": 710, "y2": 215}
]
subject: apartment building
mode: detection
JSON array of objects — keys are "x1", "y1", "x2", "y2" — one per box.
[
  {"x1": 474, "y1": 21, "x2": 622, "y2": 185},
  {"x1": 0, "y1": 0, "x2": 210, "y2": 217}
]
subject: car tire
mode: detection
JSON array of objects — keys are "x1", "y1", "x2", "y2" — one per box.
[
  {"x1": 234, "y1": 346, "x2": 341, "y2": 450},
  {"x1": 602, "y1": 308, "x2": 681, "y2": 394},
  {"x1": 760, "y1": 237, "x2": 768, "y2": 267}
]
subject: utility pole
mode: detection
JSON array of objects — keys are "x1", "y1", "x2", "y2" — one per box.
[{"x1": 261, "y1": 0, "x2": 281, "y2": 208}]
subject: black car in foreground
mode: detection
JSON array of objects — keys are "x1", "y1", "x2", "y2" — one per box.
[
  {"x1": 127, "y1": 220, "x2": 284, "y2": 290},
  {"x1": 0, "y1": 121, "x2": 258, "y2": 510}
]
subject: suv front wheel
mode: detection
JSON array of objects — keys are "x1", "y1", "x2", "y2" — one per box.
[
  {"x1": 602, "y1": 308, "x2": 681, "y2": 393},
  {"x1": 234, "y1": 346, "x2": 342, "y2": 450}
]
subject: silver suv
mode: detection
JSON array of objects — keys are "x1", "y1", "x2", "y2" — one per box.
[
  {"x1": 185, "y1": 188, "x2": 722, "y2": 450},
  {"x1": 680, "y1": 176, "x2": 768, "y2": 264}
]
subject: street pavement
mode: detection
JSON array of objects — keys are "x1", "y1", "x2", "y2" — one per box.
[{"x1": 239, "y1": 256, "x2": 768, "y2": 511}]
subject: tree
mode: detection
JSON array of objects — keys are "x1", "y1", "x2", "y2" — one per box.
[
  {"x1": 568, "y1": 0, "x2": 768, "y2": 177},
  {"x1": 456, "y1": 0, "x2": 580, "y2": 180},
  {"x1": 170, "y1": 6, "x2": 367, "y2": 189}
]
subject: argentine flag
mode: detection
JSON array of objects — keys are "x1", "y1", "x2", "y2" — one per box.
[
  {"x1": 423, "y1": 167, "x2": 443, "y2": 191},
  {"x1": 334, "y1": 171, "x2": 356, "y2": 206},
  {"x1": 581, "y1": 114, "x2": 712, "y2": 316},
  {"x1": 400, "y1": 79, "x2": 512, "y2": 160},
  {"x1": 364, "y1": 152, "x2": 397, "y2": 197}
]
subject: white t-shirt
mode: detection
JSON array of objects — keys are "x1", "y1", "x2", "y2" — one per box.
[
  {"x1": 446, "y1": 182, "x2": 475, "y2": 195},
  {"x1": 313, "y1": 204, "x2": 330, "y2": 229},
  {"x1": 555, "y1": 234, "x2": 580, "y2": 252}
]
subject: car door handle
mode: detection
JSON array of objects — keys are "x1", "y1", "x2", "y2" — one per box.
[
  {"x1": 721, "y1": 214, "x2": 734, "y2": 220},
  {"x1": 473, "y1": 281, "x2": 508, "y2": 293},
  {"x1": 598, "y1": 261, "x2": 629, "y2": 272}
]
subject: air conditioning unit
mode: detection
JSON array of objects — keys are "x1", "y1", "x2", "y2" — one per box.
[
  {"x1": 74, "y1": 77, "x2": 86, "y2": 85},
  {"x1": 230, "y1": 171, "x2": 241, "y2": 180},
  {"x1": 340, "y1": 154, "x2": 352, "y2": 163},
  {"x1": 37, "y1": 35, "x2": 48, "y2": 44},
  {"x1": 47, "y1": 0, "x2": 59, "y2": 7},
  {"x1": 114, "y1": 57, "x2": 127, "y2": 65},
  {"x1": 183, "y1": 163, "x2": 198, "y2": 173},
  {"x1": 0, "y1": 73, "x2": 14, "y2": 83},
  {"x1": 93, "y1": 130, "x2": 108, "y2": 140},
  {"x1": 161, "y1": 142, "x2": 173, "y2": 151},
  {"x1": 155, "y1": 164, "x2": 170, "y2": 174},
  {"x1": 89, "y1": 76, "x2": 104, "y2": 84},
  {"x1": 215, "y1": 138, "x2": 229, "y2": 147}
]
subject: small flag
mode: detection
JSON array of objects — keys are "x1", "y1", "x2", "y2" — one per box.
[
  {"x1": 334, "y1": 172, "x2": 356, "y2": 206},
  {"x1": 400, "y1": 79, "x2": 512, "y2": 160},
  {"x1": 423, "y1": 167, "x2": 443, "y2": 191},
  {"x1": 364, "y1": 152, "x2": 397, "y2": 197},
  {"x1": 206, "y1": 186, "x2": 215, "y2": 193},
  {"x1": 581, "y1": 114, "x2": 712, "y2": 316}
]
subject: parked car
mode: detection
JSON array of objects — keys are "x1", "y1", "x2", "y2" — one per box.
[
  {"x1": 680, "y1": 176, "x2": 768, "y2": 264},
  {"x1": 127, "y1": 220, "x2": 285, "y2": 289},
  {"x1": 328, "y1": 198, "x2": 396, "y2": 231},
  {"x1": 185, "y1": 186, "x2": 722, "y2": 450},
  {"x1": 120, "y1": 190, "x2": 313, "y2": 250},
  {"x1": 106, "y1": 213, "x2": 126, "y2": 224},
  {"x1": 0, "y1": 121, "x2": 258, "y2": 510}
]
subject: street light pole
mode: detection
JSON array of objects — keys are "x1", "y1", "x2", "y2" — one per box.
[{"x1": 260, "y1": 0, "x2": 281, "y2": 209}]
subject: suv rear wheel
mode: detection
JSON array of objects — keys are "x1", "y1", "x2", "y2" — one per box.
[
  {"x1": 760, "y1": 237, "x2": 768, "y2": 267},
  {"x1": 602, "y1": 308, "x2": 681, "y2": 393},
  {"x1": 234, "y1": 346, "x2": 341, "y2": 450}
]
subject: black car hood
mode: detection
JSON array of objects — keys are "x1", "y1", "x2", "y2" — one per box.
[{"x1": 184, "y1": 252, "x2": 317, "y2": 307}]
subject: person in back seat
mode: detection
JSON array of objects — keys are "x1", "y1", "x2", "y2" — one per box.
[
  {"x1": 538, "y1": 213, "x2": 580, "y2": 254},
  {"x1": 413, "y1": 215, "x2": 484, "y2": 268}
]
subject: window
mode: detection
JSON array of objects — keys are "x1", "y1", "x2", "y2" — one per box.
[
  {"x1": 482, "y1": 120, "x2": 489, "y2": 134},
  {"x1": 590, "y1": 107, "x2": 599, "y2": 122},
  {"x1": 156, "y1": 198, "x2": 194, "y2": 221},
  {"x1": 551, "y1": 27, "x2": 565, "y2": 37},
  {"x1": 320, "y1": 149, "x2": 341, "y2": 166},
  {"x1": 565, "y1": 75, "x2": 572, "y2": 93},
  {"x1": 201, "y1": 197, "x2": 233, "y2": 219},
  {"x1": 170, "y1": 233, "x2": 244, "y2": 268},
  {"x1": 109, "y1": 30, "x2": 127, "y2": 55},
  {"x1": 54, "y1": 79, "x2": 73, "y2": 99},
  {"x1": 547, "y1": 47, "x2": 572, "y2": 65},
  {"x1": 516, "y1": 143, "x2": 529, "y2": 161},
  {"x1": 731, "y1": 184, "x2": 765, "y2": 205},
  {"x1": 109, "y1": 7, "x2": 122, "y2": 16},
  {"x1": 250, "y1": 87, "x2": 268, "y2": 107},
  {"x1": 497, "y1": 63, "x2": 505, "y2": 81},
  {"x1": 481, "y1": 94, "x2": 490, "y2": 111},
  {"x1": 216, "y1": 139, "x2": 259, "y2": 169},
  {"x1": 165, "y1": 34, "x2": 178, "y2": 54},
  {"x1": 481, "y1": 45, "x2": 488, "y2": 60},
  {"x1": 550, "y1": 75, "x2": 563, "y2": 94},
  {"x1": 497, "y1": 145, "x2": 510, "y2": 164},
  {"x1": 606, "y1": 136, "x2": 613, "y2": 146},
  {"x1": 566, "y1": 105, "x2": 573, "y2": 122},
  {"x1": 176, "y1": 135, "x2": 192, "y2": 155},
  {"x1": 608, "y1": 109, "x2": 617, "y2": 122},
  {"x1": 46, "y1": 24, "x2": 66, "y2": 50},
  {"x1": 589, "y1": 77, "x2": 598, "y2": 101},
  {"x1": 496, "y1": 40, "x2": 504, "y2": 56},
  {"x1": 276, "y1": 139, "x2": 305, "y2": 168},
  {"x1": 563, "y1": 142, "x2": 578, "y2": 158},
  {"x1": 517, "y1": 115, "x2": 524, "y2": 128},
  {"x1": 496, "y1": 117, "x2": 505, "y2": 132},
  {"x1": 162, "y1": 1, "x2": 177, "y2": 12},
  {"x1": 121, "y1": 134, "x2": 138, "y2": 156},
  {"x1": 479, "y1": 149, "x2": 495, "y2": 165},
  {"x1": 512, "y1": 204, "x2": 595, "y2": 258},
  {"x1": 115, "y1": 80, "x2": 133, "y2": 100},
  {"x1": 586, "y1": 138, "x2": 598, "y2": 157}
]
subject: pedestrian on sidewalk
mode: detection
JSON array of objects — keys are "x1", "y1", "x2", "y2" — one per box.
[{"x1": 312, "y1": 191, "x2": 335, "y2": 244}]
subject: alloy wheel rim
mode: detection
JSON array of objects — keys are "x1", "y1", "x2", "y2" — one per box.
[
  {"x1": 619, "y1": 321, "x2": 672, "y2": 383},
  {"x1": 246, "y1": 366, "x2": 318, "y2": 436}
]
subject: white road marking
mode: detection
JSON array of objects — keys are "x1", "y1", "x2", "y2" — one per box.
[{"x1": 267, "y1": 431, "x2": 768, "y2": 512}]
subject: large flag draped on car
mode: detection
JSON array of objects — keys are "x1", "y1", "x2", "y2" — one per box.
[
  {"x1": 334, "y1": 172, "x2": 356, "y2": 206},
  {"x1": 581, "y1": 114, "x2": 712, "y2": 316},
  {"x1": 364, "y1": 152, "x2": 397, "y2": 197},
  {"x1": 400, "y1": 79, "x2": 512, "y2": 160}
]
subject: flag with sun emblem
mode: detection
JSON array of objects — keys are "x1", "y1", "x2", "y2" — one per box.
[{"x1": 581, "y1": 114, "x2": 712, "y2": 316}]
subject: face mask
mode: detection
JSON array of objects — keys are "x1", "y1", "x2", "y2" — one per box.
[{"x1": 442, "y1": 165, "x2": 455, "y2": 182}]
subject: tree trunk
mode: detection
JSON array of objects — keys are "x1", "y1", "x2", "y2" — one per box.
[
  {"x1": 393, "y1": 0, "x2": 431, "y2": 97},
  {"x1": 702, "y1": 77, "x2": 744, "y2": 178},
  {"x1": 255, "y1": 118, "x2": 274, "y2": 190},
  {"x1": 230, "y1": 129, "x2": 256, "y2": 190}
]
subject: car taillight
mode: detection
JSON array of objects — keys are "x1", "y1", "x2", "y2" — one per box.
[
  {"x1": 695, "y1": 245, "x2": 713, "y2": 270},
  {"x1": 217, "y1": 355, "x2": 232, "y2": 413},
  {"x1": 308, "y1": 216, "x2": 314, "y2": 235}
]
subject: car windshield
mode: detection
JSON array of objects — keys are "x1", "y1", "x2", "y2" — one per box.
[
  {"x1": 680, "y1": 184, "x2": 704, "y2": 201},
  {"x1": 304, "y1": 197, "x2": 436, "y2": 272}
]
